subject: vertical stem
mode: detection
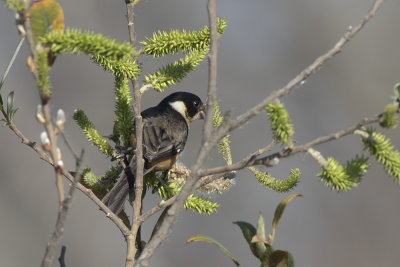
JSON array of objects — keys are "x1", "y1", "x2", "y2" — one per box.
[
  {"x1": 125, "y1": 1, "x2": 144, "y2": 266},
  {"x1": 135, "y1": 1, "x2": 220, "y2": 266}
]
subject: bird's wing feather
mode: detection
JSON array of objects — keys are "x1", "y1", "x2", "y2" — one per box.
[{"x1": 142, "y1": 125, "x2": 186, "y2": 164}]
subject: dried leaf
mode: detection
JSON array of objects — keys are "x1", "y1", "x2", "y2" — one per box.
[
  {"x1": 29, "y1": 0, "x2": 64, "y2": 44},
  {"x1": 270, "y1": 194, "x2": 303, "y2": 244},
  {"x1": 251, "y1": 234, "x2": 270, "y2": 246}
]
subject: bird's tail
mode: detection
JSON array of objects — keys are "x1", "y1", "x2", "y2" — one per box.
[{"x1": 102, "y1": 157, "x2": 136, "y2": 214}]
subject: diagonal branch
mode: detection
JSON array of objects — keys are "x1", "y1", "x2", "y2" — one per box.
[
  {"x1": 7, "y1": 121, "x2": 130, "y2": 236},
  {"x1": 200, "y1": 115, "x2": 381, "y2": 177}
]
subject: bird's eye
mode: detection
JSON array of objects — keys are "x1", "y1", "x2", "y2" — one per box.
[{"x1": 193, "y1": 101, "x2": 198, "y2": 107}]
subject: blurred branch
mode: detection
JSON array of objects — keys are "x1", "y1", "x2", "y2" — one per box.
[
  {"x1": 135, "y1": 0, "x2": 385, "y2": 265},
  {"x1": 24, "y1": 4, "x2": 65, "y2": 204},
  {"x1": 40, "y1": 150, "x2": 84, "y2": 267}
]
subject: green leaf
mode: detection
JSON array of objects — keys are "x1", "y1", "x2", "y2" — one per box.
[
  {"x1": 6, "y1": 91, "x2": 14, "y2": 113},
  {"x1": 257, "y1": 212, "x2": 266, "y2": 241},
  {"x1": 270, "y1": 194, "x2": 302, "y2": 244},
  {"x1": 234, "y1": 221, "x2": 266, "y2": 261},
  {"x1": 186, "y1": 235, "x2": 240, "y2": 267}
]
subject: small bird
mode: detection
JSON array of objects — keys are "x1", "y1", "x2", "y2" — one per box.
[{"x1": 102, "y1": 91, "x2": 205, "y2": 214}]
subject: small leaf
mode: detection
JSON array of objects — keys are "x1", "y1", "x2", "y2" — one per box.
[
  {"x1": 186, "y1": 235, "x2": 240, "y2": 267},
  {"x1": 6, "y1": 91, "x2": 14, "y2": 113},
  {"x1": 9, "y1": 108, "x2": 18, "y2": 121},
  {"x1": 233, "y1": 221, "x2": 256, "y2": 244},
  {"x1": 270, "y1": 194, "x2": 303, "y2": 244},
  {"x1": 0, "y1": 94, "x2": 3, "y2": 106}
]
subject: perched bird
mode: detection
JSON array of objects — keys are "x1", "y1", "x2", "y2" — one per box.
[{"x1": 102, "y1": 91, "x2": 205, "y2": 214}]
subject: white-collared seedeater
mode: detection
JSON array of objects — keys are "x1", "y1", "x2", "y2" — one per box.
[{"x1": 103, "y1": 92, "x2": 205, "y2": 213}]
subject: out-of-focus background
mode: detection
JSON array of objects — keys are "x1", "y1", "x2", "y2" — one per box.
[{"x1": 1, "y1": 0, "x2": 400, "y2": 266}]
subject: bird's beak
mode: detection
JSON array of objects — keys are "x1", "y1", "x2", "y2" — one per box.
[{"x1": 199, "y1": 104, "x2": 206, "y2": 120}]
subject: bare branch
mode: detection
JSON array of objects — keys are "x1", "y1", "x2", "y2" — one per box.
[
  {"x1": 125, "y1": 1, "x2": 145, "y2": 266},
  {"x1": 213, "y1": 0, "x2": 385, "y2": 145}
]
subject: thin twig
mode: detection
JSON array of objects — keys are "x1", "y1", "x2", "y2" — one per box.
[
  {"x1": 40, "y1": 150, "x2": 84, "y2": 267},
  {"x1": 135, "y1": 1, "x2": 385, "y2": 265},
  {"x1": 58, "y1": 246, "x2": 66, "y2": 267},
  {"x1": 212, "y1": 0, "x2": 385, "y2": 147},
  {"x1": 200, "y1": 116, "x2": 381, "y2": 177},
  {"x1": 137, "y1": 195, "x2": 178, "y2": 223}
]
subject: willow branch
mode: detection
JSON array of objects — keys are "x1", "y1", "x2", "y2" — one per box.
[{"x1": 201, "y1": 116, "x2": 381, "y2": 177}]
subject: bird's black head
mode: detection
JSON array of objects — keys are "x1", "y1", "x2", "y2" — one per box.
[{"x1": 159, "y1": 92, "x2": 205, "y2": 123}]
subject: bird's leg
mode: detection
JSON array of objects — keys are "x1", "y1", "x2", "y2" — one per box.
[{"x1": 124, "y1": 155, "x2": 136, "y2": 202}]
